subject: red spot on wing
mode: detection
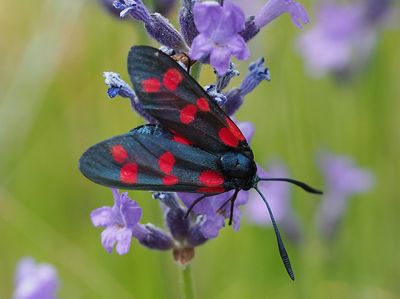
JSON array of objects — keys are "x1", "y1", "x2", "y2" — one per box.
[
  {"x1": 173, "y1": 135, "x2": 192, "y2": 145},
  {"x1": 226, "y1": 117, "x2": 245, "y2": 141},
  {"x1": 163, "y1": 68, "x2": 183, "y2": 91},
  {"x1": 111, "y1": 145, "x2": 128, "y2": 164},
  {"x1": 180, "y1": 104, "x2": 198, "y2": 124},
  {"x1": 197, "y1": 186, "x2": 225, "y2": 193},
  {"x1": 199, "y1": 170, "x2": 224, "y2": 187},
  {"x1": 218, "y1": 127, "x2": 239, "y2": 147},
  {"x1": 196, "y1": 97, "x2": 210, "y2": 112},
  {"x1": 120, "y1": 163, "x2": 138, "y2": 184},
  {"x1": 163, "y1": 174, "x2": 178, "y2": 185},
  {"x1": 142, "y1": 78, "x2": 160, "y2": 93},
  {"x1": 159, "y1": 151, "x2": 175, "y2": 174}
]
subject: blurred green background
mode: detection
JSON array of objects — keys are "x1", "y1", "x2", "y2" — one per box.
[{"x1": 1, "y1": 0, "x2": 399, "y2": 298}]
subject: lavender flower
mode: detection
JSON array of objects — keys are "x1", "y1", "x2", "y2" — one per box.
[
  {"x1": 114, "y1": 0, "x2": 188, "y2": 51},
  {"x1": 316, "y1": 152, "x2": 375, "y2": 239},
  {"x1": 189, "y1": 0, "x2": 250, "y2": 75},
  {"x1": 178, "y1": 122, "x2": 255, "y2": 238},
  {"x1": 91, "y1": 189, "x2": 148, "y2": 254},
  {"x1": 13, "y1": 258, "x2": 59, "y2": 299},
  {"x1": 225, "y1": 57, "x2": 270, "y2": 115},
  {"x1": 297, "y1": 1, "x2": 391, "y2": 78},
  {"x1": 241, "y1": 0, "x2": 309, "y2": 41},
  {"x1": 179, "y1": 0, "x2": 198, "y2": 46},
  {"x1": 246, "y1": 161, "x2": 302, "y2": 243}
]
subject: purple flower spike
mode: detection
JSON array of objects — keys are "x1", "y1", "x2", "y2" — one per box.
[
  {"x1": 225, "y1": 57, "x2": 270, "y2": 115},
  {"x1": 179, "y1": 0, "x2": 199, "y2": 46},
  {"x1": 13, "y1": 257, "x2": 59, "y2": 299},
  {"x1": 316, "y1": 152, "x2": 375, "y2": 239},
  {"x1": 190, "y1": 0, "x2": 250, "y2": 75},
  {"x1": 254, "y1": 0, "x2": 309, "y2": 29},
  {"x1": 91, "y1": 189, "x2": 146, "y2": 254},
  {"x1": 114, "y1": 0, "x2": 188, "y2": 51},
  {"x1": 246, "y1": 162, "x2": 302, "y2": 243}
]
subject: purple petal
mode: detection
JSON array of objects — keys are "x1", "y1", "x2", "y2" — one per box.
[
  {"x1": 193, "y1": 1, "x2": 222, "y2": 36},
  {"x1": 101, "y1": 226, "x2": 119, "y2": 253},
  {"x1": 189, "y1": 34, "x2": 215, "y2": 60},
  {"x1": 210, "y1": 47, "x2": 233, "y2": 75},
  {"x1": 90, "y1": 207, "x2": 116, "y2": 227},
  {"x1": 228, "y1": 35, "x2": 250, "y2": 60},
  {"x1": 255, "y1": 0, "x2": 309, "y2": 29},
  {"x1": 200, "y1": 213, "x2": 225, "y2": 239},
  {"x1": 119, "y1": 193, "x2": 142, "y2": 228},
  {"x1": 115, "y1": 227, "x2": 133, "y2": 255},
  {"x1": 211, "y1": 1, "x2": 246, "y2": 44}
]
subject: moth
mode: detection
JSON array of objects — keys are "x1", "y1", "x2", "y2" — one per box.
[{"x1": 79, "y1": 46, "x2": 322, "y2": 280}]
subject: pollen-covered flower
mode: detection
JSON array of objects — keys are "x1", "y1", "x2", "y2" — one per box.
[
  {"x1": 189, "y1": 0, "x2": 250, "y2": 75},
  {"x1": 315, "y1": 152, "x2": 375, "y2": 239},
  {"x1": 13, "y1": 258, "x2": 59, "y2": 299}
]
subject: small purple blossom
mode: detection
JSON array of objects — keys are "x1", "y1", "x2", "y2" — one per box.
[
  {"x1": 91, "y1": 189, "x2": 147, "y2": 254},
  {"x1": 13, "y1": 258, "x2": 59, "y2": 299},
  {"x1": 179, "y1": 0, "x2": 198, "y2": 46},
  {"x1": 189, "y1": 0, "x2": 250, "y2": 75},
  {"x1": 246, "y1": 161, "x2": 302, "y2": 243},
  {"x1": 316, "y1": 152, "x2": 375, "y2": 239}
]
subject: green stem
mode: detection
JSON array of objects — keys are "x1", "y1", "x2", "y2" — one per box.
[
  {"x1": 180, "y1": 264, "x2": 196, "y2": 299},
  {"x1": 190, "y1": 62, "x2": 202, "y2": 81}
]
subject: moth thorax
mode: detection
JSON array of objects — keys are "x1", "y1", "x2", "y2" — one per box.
[{"x1": 220, "y1": 151, "x2": 256, "y2": 189}]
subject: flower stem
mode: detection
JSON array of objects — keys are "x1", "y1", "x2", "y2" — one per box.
[
  {"x1": 190, "y1": 62, "x2": 202, "y2": 81},
  {"x1": 180, "y1": 264, "x2": 196, "y2": 299}
]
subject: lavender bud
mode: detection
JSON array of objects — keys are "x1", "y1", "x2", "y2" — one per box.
[
  {"x1": 240, "y1": 16, "x2": 260, "y2": 42},
  {"x1": 215, "y1": 62, "x2": 240, "y2": 91},
  {"x1": 205, "y1": 85, "x2": 227, "y2": 106},
  {"x1": 153, "y1": 192, "x2": 179, "y2": 209},
  {"x1": 103, "y1": 72, "x2": 156, "y2": 123},
  {"x1": 114, "y1": 1, "x2": 188, "y2": 51},
  {"x1": 139, "y1": 224, "x2": 174, "y2": 250},
  {"x1": 179, "y1": 0, "x2": 199, "y2": 46},
  {"x1": 224, "y1": 58, "x2": 270, "y2": 115},
  {"x1": 224, "y1": 88, "x2": 243, "y2": 116},
  {"x1": 166, "y1": 207, "x2": 190, "y2": 242},
  {"x1": 146, "y1": 13, "x2": 189, "y2": 52}
]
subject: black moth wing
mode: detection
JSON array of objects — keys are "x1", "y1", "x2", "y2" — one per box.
[
  {"x1": 128, "y1": 46, "x2": 250, "y2": 154},
  {"x1": 79, "y1": 125, "x2": 232, "y2": 194}
]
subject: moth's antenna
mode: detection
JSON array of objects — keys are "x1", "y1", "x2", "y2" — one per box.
[
  {"x1": 254, "y1": 186, "x2": 295, "y2": 281},
  {"x1": 257, "y1": 177, "x2": 323, "y2": 194},
  {"x1": 184, "y1": 194, "x2": 210, "y2": 218}
]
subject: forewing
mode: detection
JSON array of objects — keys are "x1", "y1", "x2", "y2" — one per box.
[
  {"x1": 79, "y1": 125, "x2": 230, "y2": 193},
  {"x1": 128, "y1": 46, "x2": 250, "y2": 153}
]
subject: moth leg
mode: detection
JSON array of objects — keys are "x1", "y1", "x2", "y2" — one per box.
[
  {"x1": 184, "y1": 194, "x2": 213, "y2": 218},
  {"x1": 217, "y1": 189, "x2": 240, "y2": 226}
]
